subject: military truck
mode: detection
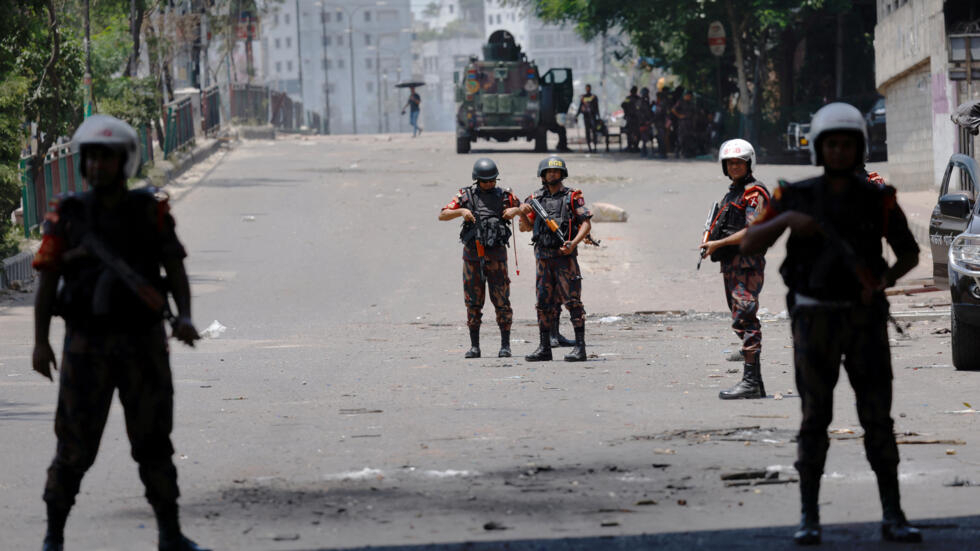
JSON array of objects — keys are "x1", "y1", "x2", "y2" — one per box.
[{"x1": 454, "y1": 30, "x2": 573, "y2": 154}]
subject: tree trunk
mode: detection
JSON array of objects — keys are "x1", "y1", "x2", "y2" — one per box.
[
  {"x1": 776, "y1": 28, "x2": 796, "y2": 115},
  {"x1": 145, "y1": 16, "x2": 166, "y2": 145},
  {"x1": 725, "y1": 0, "x2": 750, "y2": 119},
  {"x1": 125, "y1": 0, "x2": 145, "y2": 77},
  {"x1": 32, "y1": 0, "x2": 60, "y2": 171},
  {"x1": 159, "y1": 7, "x2": 174, "y2": 102}
]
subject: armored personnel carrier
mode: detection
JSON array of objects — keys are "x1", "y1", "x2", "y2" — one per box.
[{"x1": 454, "y1": 30, "x2": 573, "y2": 154}]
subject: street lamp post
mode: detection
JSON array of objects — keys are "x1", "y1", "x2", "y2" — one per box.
[
  {"x1": 294, "y1": 0, "x2": 305, "y2": 126},
  {"x1": 319, "y1": 2, "x2": 330, "y2": 134}
]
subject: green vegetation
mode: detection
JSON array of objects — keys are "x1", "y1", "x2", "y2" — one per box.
[{"x1": 527, "y1": 0, "x2": 878, "y2": 148}]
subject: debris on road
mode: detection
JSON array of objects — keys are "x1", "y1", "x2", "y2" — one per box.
[
  {"x1": 590, "y1": 202, "x2": 629, "y2": 222},
  {"x1": 895, "y1": 438, "x2": 966, "y2": 445},
  {"x1": 483, "y1": 521, "x2": 507, "y2": 531},
  {"x1": 199, "y1": 320, "x2": 227, "y2": 338},
  {"x1": 944, "y1": 477, "x2": 976, "y2": 487}
]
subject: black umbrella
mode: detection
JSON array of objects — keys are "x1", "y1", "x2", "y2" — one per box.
[
  {"x1": 951, "y1": 100, "x2": 980, "y2": 135},
  {"x1": 394, "y1": 81, "x2": 425, "y2": 88}
]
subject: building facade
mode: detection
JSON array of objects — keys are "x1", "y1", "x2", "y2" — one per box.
[{"x1": 875, "y1": 0, "x2": 980, "y2": 190}]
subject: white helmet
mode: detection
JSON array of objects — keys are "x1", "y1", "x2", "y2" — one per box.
[
  {"x1": 807, "y1": 102, "x2": 867, "y2": 166},
  {"x1": 719, "y1": 138, "x2": 756, "y2": 177},
  {"x1": 72, "y1": 114, "x2": 141, "y2": 179}
]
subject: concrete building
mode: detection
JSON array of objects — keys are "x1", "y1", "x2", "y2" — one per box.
[
  {"x1": 874, "y1": 0, "x2": 980, "y2": 190},
  {"x1": 263, "y1": 0, "x2": 413, "y2": 134}
]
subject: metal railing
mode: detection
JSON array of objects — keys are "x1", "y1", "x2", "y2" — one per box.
[
  {"x1": 230, "y1": 83, "x2": 269, "y2": 124},
  {"x1": 163, "y1": 97, "x2": 194, "y2": 157},
  {"x1": 201, "y1": 86, "x2": 221, "y2": 136}
]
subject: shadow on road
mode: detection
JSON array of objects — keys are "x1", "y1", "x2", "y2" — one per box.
[
  {"x1": 0, "y1": 399, "x2": 50, "y2": 421},
  {"x1": 302, "y1": 515, "x2": 980, "y2": 550}
]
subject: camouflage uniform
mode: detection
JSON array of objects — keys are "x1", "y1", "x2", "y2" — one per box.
[
  {"x1": 32, "y1": 189, "x2": 187, "y2": 521},
  {"x1": 444, "y1": 185, "x2": 519, "y2": 332},
  {"x1": 754, "y1": 174, "x2": 920, "y2": 536},
  {"x1": 525, "y1": 186, "x2": 592, "y2": 331},
  {"x1": 711, "y1": 178, "x2": 770, "y2": 365}
]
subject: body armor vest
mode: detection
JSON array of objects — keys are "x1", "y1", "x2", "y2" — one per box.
[
  {"x1": 460, "y1": 186, "x2": 512, "y2": 248},
  {"x1": 532, "y1": 188, "x2": 572, "y2": 249},
  {"x1": 709, "y1": 179, "x2": 769, "y2": 262}
]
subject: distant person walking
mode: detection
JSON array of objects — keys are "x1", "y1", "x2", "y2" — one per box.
[{"x1": 402, "y1": 86, "x2": 422, "y2": 137}]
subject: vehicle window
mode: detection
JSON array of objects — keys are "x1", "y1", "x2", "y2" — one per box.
[{"x1": 947, "y1": 164, "x2": 976, "y2": 202}]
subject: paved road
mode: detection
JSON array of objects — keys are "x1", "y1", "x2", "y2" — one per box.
[{"x1": 0, "y1": 132, "x2": 976, "y2": 550}]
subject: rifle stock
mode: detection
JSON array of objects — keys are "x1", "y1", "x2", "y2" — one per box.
[{"x1": 697, "y1": 201, "x2": 720, "y2": 270}]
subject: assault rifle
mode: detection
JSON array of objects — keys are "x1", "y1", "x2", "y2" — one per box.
[
  {"x1": 528, "y1": 197, "x2": 566, "y2": 243},
  {"x1": 697, "y1": 201, "x2": 720, "y2": 270}
]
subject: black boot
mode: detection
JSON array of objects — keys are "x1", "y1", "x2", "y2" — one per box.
[
  {"x1": 525, "y1": 330, "x2": 552, "y2": 361},
  {"x1": 155, "y1": 503, "x2": 211, "y2": 551},
  {"x1": 878, "y1": 474, "x2": 922, "y2": 543},
  {"x1": 498, "y1": 329, "x2": 512, "y2": 358},
  {"x1": 43, "y1": 502, "x2": 68, "y2": 551},
  {"x1": 465, "y1": 327, "x2": 480, "y2": 358},
  {"x1": 793, "y1": 473, "x2": 822, "y2": 545},
  {"x1": 564, "y1": 327, "x2": 587, "y2": 362},
  {"x1": 719, "y1": 362, "x2": 765, "y2": 399},
  {"x1": 549, "y1": 315, "x2": 575, "y2": 347}
]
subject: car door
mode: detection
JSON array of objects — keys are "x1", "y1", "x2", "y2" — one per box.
[
  {"x1": 930, "y1": 154, "x2": 980, "y2": 286},
  {"x1": 541, "y1": 68, "x2": 573, "y2": 125}
]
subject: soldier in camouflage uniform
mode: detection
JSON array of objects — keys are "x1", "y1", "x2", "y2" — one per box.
[
  {"x1": 743, "y1": 103, "x2": 921, "y2": 545},
  {"x1": 31, "y1": 116, "x2": 207, "y2": 551},
  {"x1": 518, "y1": 156, "x2": 593, "y2": 362},
  {"x1": 440, "y1": 158, "x2": 522, "y2": 358},
  {"x1": 700, "y1": 139, "x2": 770, "y2": 400}
]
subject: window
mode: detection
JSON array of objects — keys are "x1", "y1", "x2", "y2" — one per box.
[
  {"x1": 336, "y1": 11, "x2": 343, "y2": 22},
  {"x1": 496, "y1": 14, "x2": 501, "y2": 24},
  {"x1": 364, "y1": 11, "x2": 371, "y2": 22},
  {"x1": 285, "y1": 13, "x2": 291, "y2": 25},
  {"x1": 365, "y1": 34, "x2": 371, "y2": 45},
  {"x1": 337, "y1": 35, "x2": 344, "y2": 46},
  {"x1": 366, "y1": 58, "x2": 372, "y2": 69},
  {"x1": 367, "y1": 81, "x2": 374, "y2": 93},
  {"x1": 488, "y1": 16, "x2": 493, "y2": 25},
  {"x1": 287, "y1": 60, "x2": 293, "y2": 71},
  {"x1": 323, "y1": 12, "x2": 330, "y2": 23},
  {"x1": 338, "y1": 58, "x2": 345, "y2": 69},
  {"x1": 274, "y1": 14, "x2": 278, "y2": 25},
  {"x1": 275, "y1": 38, "x2": 281, "y2": 49},
  {"x1": 323, "y1": 59, "x2": 331, "y2": 70},
  {"x1": 323, "y1": 36, "x2": 331, "y2": 46},
  {"x1": 449, "y1": 4, "x2": 454, "y2": 14},
  {"x1": 286, "y1": 37, "x2": 292, "y2": 48},
  {"x1": 275, "y1": 61, "x2": 282, "y2": 73}
]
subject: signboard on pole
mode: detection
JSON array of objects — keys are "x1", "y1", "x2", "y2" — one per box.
[{"x1": 708, "y1": 21, "x2": 726, "y2": 57}]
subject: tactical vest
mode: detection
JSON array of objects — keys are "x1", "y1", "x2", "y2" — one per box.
[
  {"x1": 532, "y1": 188, "x2": 572, "y2": 249},
  {"x1": 459, "y1": 186, "x2": 512, "y2": 248},
  {"x1": 709, "y1": 179, "x2": 770, "y2": 262}
]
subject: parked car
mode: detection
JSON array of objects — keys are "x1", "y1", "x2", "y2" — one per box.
[
  {"x1": 865, "y1": 97, "x2": 887, "y2": 161},
  {"x1": 784, "y1": 121, "x2": 810, "y2": 160},
  {"x1": 928, "y1": 153, "x2": 980, "y2": 370}
]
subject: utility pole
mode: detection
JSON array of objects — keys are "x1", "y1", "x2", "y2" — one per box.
[
  {"x1": 295, "y1": 0, "x2": 305, "y2": 126},
  {"x1": 347, "y1": 14, "x2": 357, "y2": 133},
  {"x1": 376, "y1": 46, "x2": 382, "y2": 133},
  {"x1": 321, "y1": 3, "x2": 330, "y2": 134}
]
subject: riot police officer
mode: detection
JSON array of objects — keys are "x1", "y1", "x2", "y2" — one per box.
[
  {"x1": 31, "y1": 115, "x2": 208, "y2": 551},
  {"x1": 440, "y1": 158, "x2": 522, "y2": 358},
  {"x1": 518, "y1": 156, "x2": 593, "y2": 362},
  {"x1": 700, "y1": 139, "x2": 770, "y2": 400},
  {"x1": 742, "y1": 103, "x2": 921, "y2": 545}
]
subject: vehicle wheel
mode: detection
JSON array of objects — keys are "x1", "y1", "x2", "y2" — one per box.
[
  {"x1": 456, "y1": 136, "x2": 470, "y2": 154},
  {"x1": 534, "y1": 127, "x2": 548, "y2": 152},
  {"x1": 951, "y1": 307, "x2": 980, "y2": 370}
]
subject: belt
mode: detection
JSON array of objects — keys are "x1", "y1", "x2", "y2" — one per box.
[{"x1": 794, "y1": 293, "x2": 854, "y2": 309}]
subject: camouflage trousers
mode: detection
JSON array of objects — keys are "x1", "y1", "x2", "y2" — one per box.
[
  {"x1": 463, "y1": 257, "x2": 512, "y2": 331},
  {"x1": 535, "y1": 256, "x2": 586, "y2": 330},
  {"x1": 790, "y1": 303, "x2": 899, "y2": 480},
  {"x1": 44, "y1": 324, "x2": 180, "y2": 509},
  {"x1": 723, "y1": 267, "x2": 764, "y2": 364}
]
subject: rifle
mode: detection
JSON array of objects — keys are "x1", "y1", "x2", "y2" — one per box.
[
  {"x1": 777, "y1": 179, "x2": 907, "y2": 336},
  {"x1": 528, "y1": 197, "x2": 566, "y2": 243},
  {"x1": 697, "y1": 201, "x2": 720, "y2": 270},
  {"x1": 466, "y1": 189, "x2": 487, "y2": 278}
]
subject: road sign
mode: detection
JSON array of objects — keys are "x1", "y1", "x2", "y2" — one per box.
[{"x1": 708, "y1": 21, "x2": 726, "y2": 57}]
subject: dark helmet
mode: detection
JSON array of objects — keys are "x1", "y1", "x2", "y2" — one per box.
[
  {"x1": 537, "y1": 155, "x2": 568, "y2": 178},
  {"x1": 472, "y1": 157, "x2": 499, "y2": 181}
]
